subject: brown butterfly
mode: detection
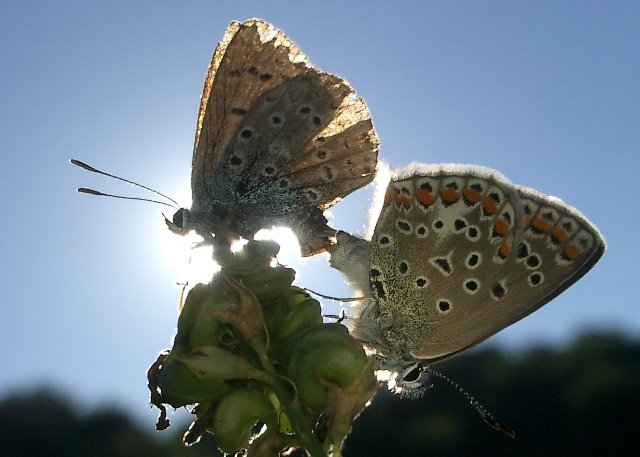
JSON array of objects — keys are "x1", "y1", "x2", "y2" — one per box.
[
  {"x1": 73, "y1": 19, "x2": 378, "y2": 256},
  {"x1": 165, "y1": 19, "x2": 379, "y2": 255}
]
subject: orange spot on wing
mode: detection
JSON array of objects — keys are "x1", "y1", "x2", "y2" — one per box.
[
  {"x1": 394, "y1": 194, "x2": 412, "y2": 208},
  {"x1": 498, "y1": 243, "x2": 510, "y2": 259},
  {"x1": 462, "y1": 188, "x2": 482, "y2": 204},
  {"x1": 482, "y1": 197, "x2": 498, "y2": 214},
  {"x1": 551, "y1": 227, "x2": 568, "y2": 244},
  {"x1": 531, "y1": 217, "x2": 551, "y2": 233},
  {"x1": 384, "y1": 187, "x2": 397, "y2": 205},
  {"x1": 416, "y1": 188, "x2": 436, "y2": 206},
  {"x1": 440, "y1": 187, "x2": 461, "y2": 203},
  {"x1": 563, "y1": 245, "x2": 581, "y2": 260},
  {"x1": 493, "y1": 219, "x2": 510, "y2": 237}
]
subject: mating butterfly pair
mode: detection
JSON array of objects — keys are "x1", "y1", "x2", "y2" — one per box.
[{"x1": 75, "y1": 19, "x2": 605, "y2": 395}]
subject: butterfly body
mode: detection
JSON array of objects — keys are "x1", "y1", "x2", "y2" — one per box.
[
  {"x1": 331, "y1": 163, "x2": 605, "y2": 393},
  {"x1": 167, "y1": 20, "x2": 378, "y2": 255}
]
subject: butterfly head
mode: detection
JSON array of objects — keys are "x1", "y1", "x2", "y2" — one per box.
[
  {"x1": 165, "y1": 208, "x2": 191, "y2": 236},
  {"x1": 373, "y1": 354, "x2": 428, "y2": 397},
  {"x1": 165, "y1": 205, "x2": 245, "y2": 248}
]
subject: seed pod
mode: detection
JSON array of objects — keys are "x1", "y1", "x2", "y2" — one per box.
[
  {"x1": 156, "y1": 355, "x2": 230, "y2": 407},
  {"x1": 174, "y1": 345, "x2": 271, "y2": 383},
  {"x1": 211, "y1": 388, "x2": 278, "y2": 454},
  {"x1": 274, "y1": 296, "x2": 323, "y2": 342},
  {"x1": 288, "y1": 324, "x2": 371, "y2": 412}
]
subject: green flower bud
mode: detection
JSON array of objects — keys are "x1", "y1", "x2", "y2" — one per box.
[
  {"x1": 174, "y1": 345, "x2": 272, "y2": 383},
  {"x1": 156, "y1": 355, "x2": 230, "y2": 408},
  {"x1": 322, "y1": 359, "x2": 377, "y2": 449},
  {"x1": 270, "y1": 298, "x2": 324, "y2": 364},
  {"x1": 279, "y1": 298, "x2": 323, "y2": 337},
  {"x1": 288, "y1": 324, "x2": 372, "y2": 412},
  {"x1": 212, "y1": 388, "x2": 278, "y2": 454},
  {"x1": 196, "y1": 274, "x2": 267, "y2": 348},
  {"x1": 174, "y1": 284, "x2": 231, "y2": 351},
  {"x1": 239, "y1": 265, "x2": 296, "y2": 300}
]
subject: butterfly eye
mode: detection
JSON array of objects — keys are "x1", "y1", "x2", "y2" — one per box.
[
  {"x1": 401, "y1": 363, "x2": 423, "y2": 383},
  {"x1": 392, "y1": 362, "x2": 428, "y2": 396},
  {"x1": 172, "y1": 208, "x2": 186, "y2": 228},
  {"x1": 166, "y1": 208, "x2": 191, "y2": 236}
]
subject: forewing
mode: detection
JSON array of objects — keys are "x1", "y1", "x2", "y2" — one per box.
[
  {"x1": 369, "y1": 164, "x2": 605, "y2": 361},
  {"x1": 191, "y1": 19, "x2": 310, "y2": 205}
]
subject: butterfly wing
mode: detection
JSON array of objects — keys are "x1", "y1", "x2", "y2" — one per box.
[
  {"x1": 369, "y1": 164, "x2": 605, "y2": 361},
  {"x1": 191, "y1": 20, "x2": 309, "y2": 197},
  {"x1": 190, "y1": 19, "x2": 378, "y2": 255}
]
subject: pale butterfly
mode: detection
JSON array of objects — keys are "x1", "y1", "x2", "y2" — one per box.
[
  {"x1": 165, "y1": 19, "x2": 379, "y2": 256},
  {"x1": 73, "y1": 19, "x2": 378, "y2": 256},
  {"x1": 330, "y1": 163, "x2": 606, "y2": 394}
]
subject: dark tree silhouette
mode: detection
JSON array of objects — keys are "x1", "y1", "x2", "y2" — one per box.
[{"x1": 1, "y1": 331, "x2": 638, "y2": 456}]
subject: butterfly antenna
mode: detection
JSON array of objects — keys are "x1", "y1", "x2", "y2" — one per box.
[
  {"x1": 76, "y1": 188, "x2": 177, "y2": 208},
  {"x1": 70, "y1": 159, "x2": 180, "y2": 207},
  {"x1": 323, "y1": 308, "x2": 348, "y2": 323},
  {"x1": 423, "y1": 365, "x2": 516, "y2": 438},
  {"x1": 304, "y1": 288, "x2": 372, "y2": 303}
]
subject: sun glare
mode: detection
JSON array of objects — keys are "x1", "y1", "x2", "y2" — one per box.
[
  {"x1": 158, "y1": 223, "x2": 310, "y2": 292},
  {"x1": 254, "y1": 226, "x2": 303, "y2": 266},
  {"x1": 159, "y1": 228, "x2": 219, "y2": 288}
]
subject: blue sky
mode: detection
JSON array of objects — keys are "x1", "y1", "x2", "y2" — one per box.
[{"x1": 1, "y1": 1, "x2": 638, "y2": 427}]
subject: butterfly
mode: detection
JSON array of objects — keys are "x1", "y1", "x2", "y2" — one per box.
[
  {"x1": 330, "y1": 163, "x2": 606, "y2": 394},
  {"x1": 164, "y1": 19, "x2": 379, "y2": 256}
]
